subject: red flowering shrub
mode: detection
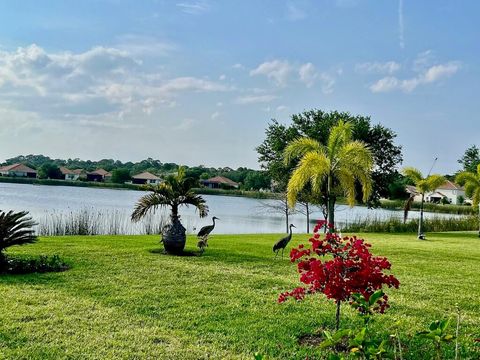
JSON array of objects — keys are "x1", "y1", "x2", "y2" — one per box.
[{"x1": 279, "y1": 220, "x2": 400, "y2": 327}]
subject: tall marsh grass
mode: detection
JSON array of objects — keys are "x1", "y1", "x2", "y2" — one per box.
[
  {"x1": 341, "y1": 214, "x2": 479, "y2": 233},
  {"x1": 380, "y1": 199, "x2": 476, "y2": 215},
  {"x1": 36, "y1": 208, "x2": 167, "y2": 236}
]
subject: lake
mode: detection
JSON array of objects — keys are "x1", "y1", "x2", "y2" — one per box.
[{"x1": 0, "y1": 182, "x2": 456, "y2": 234}]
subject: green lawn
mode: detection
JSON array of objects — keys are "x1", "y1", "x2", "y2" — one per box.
[{"x1": 0, "y1": 232, "x2": 479, "y2": 359}]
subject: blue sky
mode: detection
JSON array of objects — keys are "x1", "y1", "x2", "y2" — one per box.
[{"x1": 0, "y1": 0, "x2": 478, "y2": 174}]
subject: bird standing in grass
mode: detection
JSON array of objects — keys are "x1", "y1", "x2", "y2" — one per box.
[
  {"x1": 197, "y1": 216, "x2": 219, "y2": 253},
  {"x1": 273, "y1": 224, "x2": 295, "y2": 258}
]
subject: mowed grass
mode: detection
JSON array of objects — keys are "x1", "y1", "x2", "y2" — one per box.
[{"x1": 0, "y1": 232, "x2": 479, "y2": 359}]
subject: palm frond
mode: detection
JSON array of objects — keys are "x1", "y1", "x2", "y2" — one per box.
[
  {"x1": 336, "y1": 169, "x2": 356, "y2": 206},
  {"x1": 131, "y1": 193, "x2": 170, "y2": 222},
  {"x1": 0, "y1": 210, "x2": 37, "y2": 252},
  {"x1": 180, "y1": 193, "x2": 209, "y2": 218},
  {"x1": 327, "y1": 120, "x2": 352, "y2": 160},
  {"x1": 284, "y1": 137, "x2": 323, "y2": 165},
  {"x1": 402, "y1": 167, "x2": 424, "y2": 184},
  {"x1": 287, "y1": 152, "x2": 329, "y2": 207},
  {"x1": 424, "y1": 174, "x2": 446, "y2": 192},
  {"x1": 456, "y1": 171, "x2": 480, "y2": 187}
]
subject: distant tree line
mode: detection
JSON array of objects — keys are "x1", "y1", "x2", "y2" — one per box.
[{"x1": 1, "y1": 155, "x2": 272, "y2": 191}]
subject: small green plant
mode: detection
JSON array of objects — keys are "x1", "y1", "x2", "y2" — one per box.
[
  {"x1": 416, "y1": 319, "x2": 455, "y2": 360},
  {"x1": 0, "y1": 210, "x2": 37, "y2": 266},
  {"x1": 1, "y1": 254, "x2": 69, "y2": 274}
]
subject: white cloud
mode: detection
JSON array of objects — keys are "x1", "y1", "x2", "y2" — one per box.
[
  {"x1": 355, "y1": 61, "x2": 401, "y2": 74},
  {"x1": 370, "y1": 62, "x2": 460, "y2": 93},
  {"x1": 0, "y1": 44, "x2": 228, "y2": 117},
  {"x1": 176, "y1": 1, "x2": 210, "y2": 15},
  {"x1": 232, "y1": 63, "x2": 244, "y2": 70},
  {"x1": 211, "y1": 111, "x2": 220, "y2": 119},
  {"x1": 235, "y1": 94, "x2": 277, "y2": 104},
  {"x1": 251, "y1": 59, "x2": 336, "y2": 92},
  {"x1": 298, "y1": 63, "x2": 336, "y2": 93},
  {"x1": 276, "y1": 105, "x2": 288, "y2": 112},
  {"x1": 286, "y1": 3, "x2": 307, "y2": 21},
  {"x1": 250, "y1": 60, "x2": 292, "y2": 86},
  {"x1": 298, "y1": 63, "x2": 317, "y2": 87}
]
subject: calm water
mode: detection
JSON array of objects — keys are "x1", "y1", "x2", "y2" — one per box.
[{"x1": 0, "y1": 182, "x2": 455, "y2": 234}]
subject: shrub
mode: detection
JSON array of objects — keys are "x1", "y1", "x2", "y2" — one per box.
[
  {"x1": 0, "y1": 254, "x2": 69, "y2": 274},
  {"x1": 279, "y1": 221, "x2": 399, "y2": 330},
  {"x1": 0, "y1": 210, "x2": 37, "y2": 265}
]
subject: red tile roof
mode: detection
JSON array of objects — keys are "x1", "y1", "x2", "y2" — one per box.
[
  {"x1": 132, "y1": 171, "x2": 160, "y2": 180},
  {"x1": 0, "y1": 163, "x2": 37, "y2": 173},
  {"x1": 203, "y1": 176, "x2": 239, "y2": 186},
  {"x1": 88, "y1": 168, "x2": 111, "y2": 176},
  {"x1": 438, "y1": 180, "x2": 464, "y2": 191},
  {"x1": 59, "y1": 166, "x2": 75, "y2": 175}
]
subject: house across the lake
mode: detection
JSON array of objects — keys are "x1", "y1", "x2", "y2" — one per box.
[
  {"x1": 59, "y1": 167, "x2": 80, "y2": 181},
  {"x1": 86, "y1": 169, "x2": 112, "y2": 182},
  {"x1": 132, "y1": 172, "x2": 161, "y2": 185},
  {"x1": 407, "y1": 180, "x2": 467, "y2": 205},
  {"x1": 201, "y1": 176, "x2": 239, "y2": 189},
  {"x1": 0, "y1": 163, "x2": 37, "y2": 178}
]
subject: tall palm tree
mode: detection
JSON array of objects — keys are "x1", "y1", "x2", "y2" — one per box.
[
  {"x1": 402, "y1": 167, "x2": 445, "y2": 239},
  {"x1": 131, "y1": 167, "x2": 208, "y2": 254},
  {"x1": 0, "y1": 210, "x2": 37, "y2": 266},
  {"x1": 284, "y1": 121, "x2": 373, "y2": 230},
  {"x1": 456, "y1": 164, "x2": 480, "y2": 237}
]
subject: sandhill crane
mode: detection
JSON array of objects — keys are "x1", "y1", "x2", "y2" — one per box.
[
  {"x1": 197, "y1": 216, "x2": 219, "y2": 253},
  {"x1": 273, "y1": 224, "x2": 295, "y2": 258}
]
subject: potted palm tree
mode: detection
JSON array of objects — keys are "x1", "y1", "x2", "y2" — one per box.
[{"x1": 131, "y1": 167, "x2": 208, "y2": 254}]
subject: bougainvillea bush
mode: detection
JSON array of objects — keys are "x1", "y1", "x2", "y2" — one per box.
[{"x1": 279, "y1": 221, "x2": 400, "y2": 329}]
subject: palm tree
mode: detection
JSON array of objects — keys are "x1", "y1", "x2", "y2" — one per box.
[
  {"x1": 284, "y1": 121, "x2": 373, "y2": 231},
  {"x1": 0, "y1": 210, "x2": 37, "y2": 266},
  {"x1": 131, "y1": 167, "x2": 208, "y2": 254},
  {"x1": 402, "y1": 167, "x2": 445, "y2": 239},
  {"x1": 456, "y1": 164, "x2": 480, "y2": 237}
]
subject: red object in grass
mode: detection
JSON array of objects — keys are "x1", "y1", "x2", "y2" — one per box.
[{"x1": 279, "y1": 221, "x2": 400, "y2": 314}]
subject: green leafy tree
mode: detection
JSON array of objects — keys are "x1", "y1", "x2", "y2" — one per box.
[
  {"x1": 257, "y1": 110, "x2": 403, "y2": 206},
  {"x1": 111, "y1": 169, "x2": 131, "y2": 184},
  {"x1": 131, "y1": 167, "x2": 208, "y2": 254},
  {"x1": 38, "y1": 163, "x2": 62, "y2": 179},
  {"x1": 244, "y1": 171, "x2": 271, "y2": 190},
  {"x1": 284, "y1": 121, "x2": 373, "y2": 230},
  {"x1": 0, "y1": 210, "x2": 37, "y2": 266},
  {"x1": 456, "y1": 165, "x2": 480, "y2": 237},
  {"x1": 458, "y1": 145, "x2": 480, "y2": 173},
  {"x1": 402, "y1": 167, "x2": 445, "y2": 239}
]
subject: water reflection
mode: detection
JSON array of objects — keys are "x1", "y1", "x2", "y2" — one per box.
[{"x1": 0, "y1": 182, "x2": 459, "y2": 234}]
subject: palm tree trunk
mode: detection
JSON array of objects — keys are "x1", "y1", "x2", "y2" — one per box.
[
  {"x1": 171, "y1": 204, "x2": 179, "y2": 222},
  {"x1": 418, "y1": 193, "x2": 425, "y2": 239},
  {"x1": 327, "y1": 175, "x2": 335, "y2": 232},
  {"x1": 285, "y1": 196, "x2": 289, "y2": 233},
  {"x1": 306, "y1": 202, "x2": 310, "y2": 233}
]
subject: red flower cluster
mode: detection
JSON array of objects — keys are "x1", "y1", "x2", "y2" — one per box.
[{"x1": 279, "y1": 220, "x2": 400, "y2": 314}]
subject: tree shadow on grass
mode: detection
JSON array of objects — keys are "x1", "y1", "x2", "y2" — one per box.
[{"x1": 148, "y1": 248, "x2": 199, "y2": 257}]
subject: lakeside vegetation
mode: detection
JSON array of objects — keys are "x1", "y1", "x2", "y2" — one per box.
[
  {"x1": 342, "y1": 214, "x2": 479, "y2": 233},
  {"x1": 0, "y1": 232, "x2": 478, "y2": 359}
]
